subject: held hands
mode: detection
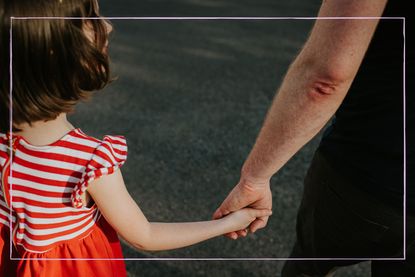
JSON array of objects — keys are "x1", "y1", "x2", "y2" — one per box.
[
  {"x1": 213, "y1": 176, "x2": 273, "y2": 239},
  {"x1": 223, "y1": 208, "x2": 272, "y2": 236}
]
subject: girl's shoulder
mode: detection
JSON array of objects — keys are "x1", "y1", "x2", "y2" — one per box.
[
  {"x1": 62, "y1": 128, "x2": 125, "y2": 152},
  {"x1": 74, "y1": 129, "x2": 128, "y2": 160},
  {"x1": 63, "y1": 129, "x2": 127, "y2": 148},
  {"x1": 70, "y1": 130, "x2": 128, "y2": 208}
]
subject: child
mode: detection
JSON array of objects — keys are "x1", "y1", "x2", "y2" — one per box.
[{"x1": 0, "y1": 0, "x2": 272, "y2": 276}]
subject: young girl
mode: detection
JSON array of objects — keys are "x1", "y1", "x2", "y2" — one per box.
[{"x1": 0, "y1": 0, "x2": 271, "y2": 276}]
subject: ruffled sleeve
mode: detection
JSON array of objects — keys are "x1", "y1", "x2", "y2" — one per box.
[{"x1": 71, "y1": 135, "x2": 127, "y2": 209}]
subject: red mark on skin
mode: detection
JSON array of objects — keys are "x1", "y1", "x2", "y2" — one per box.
[
  {"x1": 314, "y1": 81, "x2": 336, "y2": 95},
  {"x1": 308, "y1": 81, "x2": 337, "y2": 101}
]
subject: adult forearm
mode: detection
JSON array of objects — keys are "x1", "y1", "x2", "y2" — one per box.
[
  {"x1": 240, "y1": 0, "x2": 386, "y2": 183},
  {"x1": 241, "y1": 58, "x2": 352, "y2": 182}
]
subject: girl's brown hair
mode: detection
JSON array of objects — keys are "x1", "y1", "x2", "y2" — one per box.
[{"x1": 0, "y1": 0, "x2": 111, "y2": 133}]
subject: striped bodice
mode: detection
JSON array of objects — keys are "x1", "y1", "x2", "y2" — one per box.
[{"x1": 0, "y1": 129, "x2": 127, "y2": 253}]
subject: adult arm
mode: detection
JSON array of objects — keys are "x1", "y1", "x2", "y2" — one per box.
[{"x1": 213, "y1": 0, "x2": 388, "y2": 238}]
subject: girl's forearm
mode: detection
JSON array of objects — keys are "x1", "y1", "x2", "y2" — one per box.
[{"x1": 133, "y1": 219, "x2": 232, "y2": 251}]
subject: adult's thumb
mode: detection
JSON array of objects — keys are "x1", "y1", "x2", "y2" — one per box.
[
  {"x1": 213, "y1": 204, "x2": 232, "y2": 219},
  {"x1": 256, "y1": 209, "x2": 272, "y2": 217}
]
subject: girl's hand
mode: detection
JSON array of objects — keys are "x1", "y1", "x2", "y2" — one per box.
[{"x1": 223, "y1": 208, "x2": 272, "y2": 235}]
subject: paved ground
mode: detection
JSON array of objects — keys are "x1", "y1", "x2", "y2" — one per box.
[{"x1": 70, "y1": 0, "x2": 370, "y2": 276}]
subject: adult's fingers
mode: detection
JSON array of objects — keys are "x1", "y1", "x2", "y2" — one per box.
[
  {"x1": 249, "y1": 216, "x2": 269, "y2": 233},
  {"x1": 224, "y1": 231, "x2": 238, "y2": 240},
  {"x1": 236, "y1": 229, "x2": 248, "y2": 237}
]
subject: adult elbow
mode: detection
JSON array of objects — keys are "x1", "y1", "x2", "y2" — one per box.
[
  {"x1": 296, "y1": 54, "x2": 354, "y2": 99},
  {"x1": 308, "y1": 79, "x2": 339, "y2": 101},
  {"x1": 321, "y1": 64, "x2": 354, "y2": 87},
  {"x1": 306, "y1": 67, "x2": 352, "y2": 102}
]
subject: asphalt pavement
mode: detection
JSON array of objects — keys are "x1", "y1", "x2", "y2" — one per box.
[{"x1": 69, "y1": 1, "x2": 370, "y2": 276}]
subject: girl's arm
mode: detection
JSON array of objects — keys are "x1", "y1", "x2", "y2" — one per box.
[{"x1": 87, "y1": 170, "x2": 271, "y2": 251}]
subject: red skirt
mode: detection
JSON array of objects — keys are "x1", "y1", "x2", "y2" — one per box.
[{"x1": 0, "y1": 216, "x2": 126, "y2": 277}]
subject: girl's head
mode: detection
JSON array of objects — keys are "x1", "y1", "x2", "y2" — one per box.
[{"x1": 0, "y1": 0, "x2": 112, "y2": 133}]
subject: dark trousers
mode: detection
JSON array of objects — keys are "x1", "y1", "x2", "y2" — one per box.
[{"x1": 282, "y1": 150, "x2": 415, "y2": 277}]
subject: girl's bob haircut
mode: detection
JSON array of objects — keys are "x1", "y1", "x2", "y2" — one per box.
[{"x1": 0, "y1": 0, "x2": 112, "y2": 133}]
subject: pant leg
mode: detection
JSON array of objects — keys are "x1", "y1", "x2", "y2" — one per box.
[{"x1": 282, "y1": 150, "x2": 409, "y2": 277}]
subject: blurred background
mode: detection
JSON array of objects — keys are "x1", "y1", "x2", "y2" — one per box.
[{"x1": 69, "y1": 0, "x2": 370, "y2": 276}]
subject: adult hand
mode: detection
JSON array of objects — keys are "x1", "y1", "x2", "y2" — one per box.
[{"x1": 213, "y1": 176, "x2": 272, "y2": 239}]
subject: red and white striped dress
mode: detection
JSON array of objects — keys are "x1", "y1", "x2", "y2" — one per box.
[{"x1": 0, "y1": 128, "x2": 127, "y2": 277}]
